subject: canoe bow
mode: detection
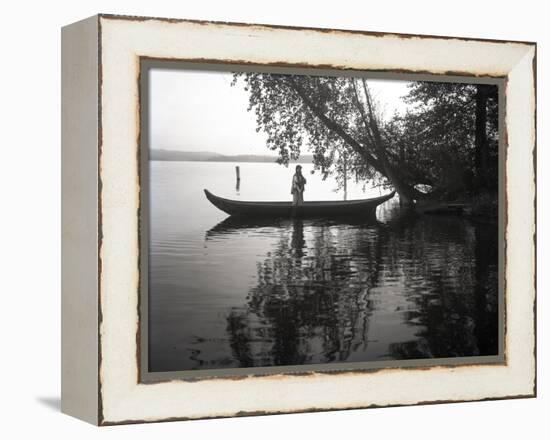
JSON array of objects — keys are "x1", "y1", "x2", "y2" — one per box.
[{"x1": 204, "y1": 189, "x2": 395, "y2": 218}]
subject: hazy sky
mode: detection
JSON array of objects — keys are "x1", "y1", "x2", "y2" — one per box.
[{"x1": 149, "y1": 68, "x2": 411, "y2": 156}]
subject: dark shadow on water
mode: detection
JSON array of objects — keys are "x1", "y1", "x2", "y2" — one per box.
[{"x1": 36, "y1": 396, "x2": 61, "y2": 412}]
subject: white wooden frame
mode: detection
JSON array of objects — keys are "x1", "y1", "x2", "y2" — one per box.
[{"x1": 61, "y1": 14, "x2": 536, "y2": 425}]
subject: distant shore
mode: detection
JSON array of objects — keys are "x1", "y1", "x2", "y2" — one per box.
[{"x1": 150, "y1": 149, "x2": 313, "y2": 164}]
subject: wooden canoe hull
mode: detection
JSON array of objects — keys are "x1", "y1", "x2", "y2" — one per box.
[{"x1": 204, "y1": 189, "x2": 395, "y2": 218}]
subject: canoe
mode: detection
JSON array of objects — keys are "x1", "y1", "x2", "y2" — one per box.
[{"x1": 204, "y1": 189, "x2": 395, "y2": 218}]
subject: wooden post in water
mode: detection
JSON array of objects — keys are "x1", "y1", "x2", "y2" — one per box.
[
  {"x1": 235, "y1": 166, "x2": 241, "y2": 191},
  {"x1": 343, "y1": 152, "x2": 348, "y2": 201}
]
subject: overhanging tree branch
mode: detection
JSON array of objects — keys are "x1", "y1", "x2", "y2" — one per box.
[
  {"x1": 351, "y1": 79, "x2": 377, "y2": 147},
  {"x1": 285, "y1": 77, "x2": 382, "y2": 172}
]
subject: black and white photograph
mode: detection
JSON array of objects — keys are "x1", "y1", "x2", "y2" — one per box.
[
  {"x1": 144, "y1": 66, "x2": 501, "y2": 373},
  {"x1": 2, "y1": 0, "x2": 542, "y2": 434}
]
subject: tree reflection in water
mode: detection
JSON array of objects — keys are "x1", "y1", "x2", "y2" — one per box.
[
  {"x1": 223, "y1": 217, "x2": 379, "y2": 367},
  {"x1": 384, "y1": 214, "x2": 499, "y2": 360},
  {"x1": 206, "y1": 204, "x2": 499, "y2": 368}
]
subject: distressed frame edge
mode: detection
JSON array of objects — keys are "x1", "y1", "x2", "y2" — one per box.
[
  {"x1": 94, "y1": 15, "x2": 537, "y2": 425},
  {"x1": 531, "y1": 43, "x2": 538, "y2": 400},
  {"x1": 503, "y1": 44, "x2": 537, "y2": 400},
  {"x1": 97, "y1": 12, "x2": 537, "y2": 46}
]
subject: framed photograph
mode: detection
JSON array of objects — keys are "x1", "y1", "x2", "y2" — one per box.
[{"x1": 61, "y1": 14, "x2": 536, "y2": 425}]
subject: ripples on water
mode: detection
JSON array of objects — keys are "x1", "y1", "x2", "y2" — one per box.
[{"x1": 148, "y1": 161, "x2": 499, "y2": 372}]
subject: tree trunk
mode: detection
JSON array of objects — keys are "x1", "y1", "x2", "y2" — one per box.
[
  {"x1": 381, "y1": 161, "x2": 416, "y2": 206},
  {"x1": 358, "y1": 79, "x2": 417, "y2": 206},
  {"x1": 475, "y1": 85, "x2": 489, "y2": 189}
]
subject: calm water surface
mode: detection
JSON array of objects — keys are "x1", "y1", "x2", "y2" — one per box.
[{"x1": 149, "y1": 161, "x2": 498, "y2": 372}]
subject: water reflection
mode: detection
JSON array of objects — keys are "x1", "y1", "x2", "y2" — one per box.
[
  {"x1": 205, "y1": 207, "x2": 498, "y2": 368},
  {"x1": 216, "y1": 217, "x2": 379, "y2": 367}
]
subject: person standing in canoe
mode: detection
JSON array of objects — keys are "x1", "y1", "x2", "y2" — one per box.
[{"x1": 291, "y1": 165, "x2": 307, "y2": 206}]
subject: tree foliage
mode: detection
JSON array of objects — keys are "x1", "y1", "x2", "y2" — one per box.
[
  {"x1": 232, "y1": 72, "x2": 498, "y2": 203},
  {"x1": 394, "y1": 82, "x2": 499, "y2": 197}
]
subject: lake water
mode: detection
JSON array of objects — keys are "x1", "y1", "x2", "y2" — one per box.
[{"x1": 148, "y1": 160, "x2": 499, "y2": 372}]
